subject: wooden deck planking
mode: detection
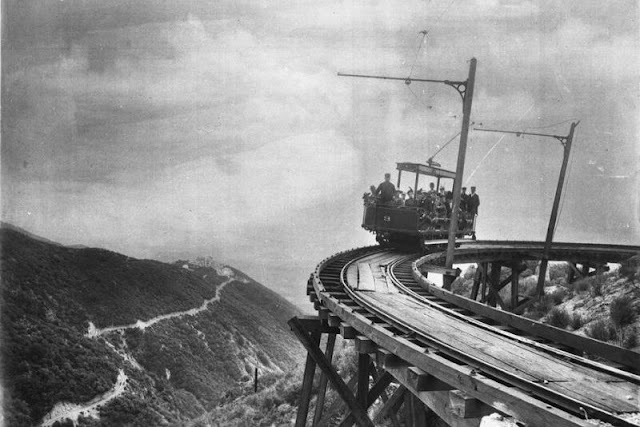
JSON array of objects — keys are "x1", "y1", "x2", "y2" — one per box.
[
  {"x1": 363, "y1": 293, "x2": 571, "y2": 380},
  {"x1": 366, "y1": 291, "x2": 625, "y2": 382},
  {"x1": 345, "y1": 263, "x2": 359, "y2": 290},
  {"x1": 546, "y1": 380, "x2": 639, "y2": 413},
  {"x1": 358, "y1": 292, "x2": 639, "y2": 413},
  {"x1": 355, "y1": 263, "x2": 376, "y2": 291},
  {"x1": 361, "y1": 293, "x2": 542, "y2": 382},
  {"x1": 349, "y1": 253, "x2": 403, "y2": 293}
]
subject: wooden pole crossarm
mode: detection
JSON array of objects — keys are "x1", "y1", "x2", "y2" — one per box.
[
  {"x1": 288, "y1": 317, "x2": 375, "y2": 427},
  {"x1": 474, "y1": 127, "x2": 581, "y2": 148},
  {"x1": 337, "y1": 72, "x2": 464, "y2": 86}
]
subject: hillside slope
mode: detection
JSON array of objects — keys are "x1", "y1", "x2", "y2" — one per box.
[{"x1": 1, "y1": 225, "x2": 305, "y2": 426}]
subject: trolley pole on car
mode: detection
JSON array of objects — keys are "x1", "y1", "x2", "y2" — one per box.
[
  {"x1": 475, "y1": 122, "x2": 579, "y2": 300},
  {"x1": 444, "y1": 58, "x2": 477, "y2": 289}
]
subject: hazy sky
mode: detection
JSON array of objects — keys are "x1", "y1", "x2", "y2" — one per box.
[{"x1": 2, "y1": 0, "x2": 639, "y2": 309}]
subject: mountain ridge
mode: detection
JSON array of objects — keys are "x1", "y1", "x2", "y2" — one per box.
[{"x1": 1, "y1": 223, "x2": 305, "y2": 426}]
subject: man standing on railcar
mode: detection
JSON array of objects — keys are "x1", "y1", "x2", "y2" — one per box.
[
  {"x1": 469, "y1": 186, "x2": 480, "y2": 229},
  {"x1": 469, "y1": 186, "x2": 480, "y2": 216},
  {"x1": 460, "y1": 187, "x2": 469, "y2": 212},
  {"x1": 375, "y1": 173, "x2": 396, "y2": 205}
]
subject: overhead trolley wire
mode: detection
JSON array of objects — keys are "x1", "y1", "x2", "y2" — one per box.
[
  {"x1": 465, "y1": 102, "x2": 536, "y2": 184},
  {"x1": 408, "y1": 31, "x2": 429, "y2": 79}
]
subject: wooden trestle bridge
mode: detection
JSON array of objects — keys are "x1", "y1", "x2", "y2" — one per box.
[{"x1": 289, "y1": 240, "x2": 640, "y2": 427}]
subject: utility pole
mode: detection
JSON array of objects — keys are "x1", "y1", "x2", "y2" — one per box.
[
  {"x1": 475, "y1": 122, "x2": 579, "y2": 299},
  {"x1": 339, "y1": 58, "x2": 477, "y2": 289},
  {"x1": 444, "y1": 59, "x2": 476, "y2": 288}
]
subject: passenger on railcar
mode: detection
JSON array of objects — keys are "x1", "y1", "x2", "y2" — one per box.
[
  {"x1": 363, "y1": 187, "x2": 377, "y2": 205},
  {"x1": 445, "y1": 190, "x2": 453, "y2": 216},
  {"x1": 405, "y1": 189, "x2": 418, "y2": 207},
  {"x1": 469, "y1": 186, "x2": 480, "y2": 216},
  {"x1": 394, "y1": 190, "x2": 406, "y2": 206},
  {"x1": 469, "y1": 186, "x2": 480, "y2": 228},
  {"x1": 434, "y1": 195, "x2": 448, "y2": 218},
  {"x1": 460, "y1": 187, "x2": 469, "y2": 212},
  {"x1": 427, "y1": 182, "x2": 436, "y2": 196},
  {"x1": 375, "y1": 173, "x2": 396, "y2": 205}
]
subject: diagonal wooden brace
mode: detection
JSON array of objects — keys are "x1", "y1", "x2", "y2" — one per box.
[
  {"x1": 289, "y1": 317, "x2": 375, "y2": 427},
  {"x1": 373, "y1": 385, "x2": 407, "y2": 424},
  {"x1": 339, "y1": 370, "x2": 395, "y2": 427}
]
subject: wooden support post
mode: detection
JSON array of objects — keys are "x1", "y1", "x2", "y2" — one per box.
[
  {"x1": 487, "y1": 262, "x2": 502, "y2": 307},
  {"x1": 289, "y1": 317, "x2": 375, "y2": 427},
  {"x1": 403, "y1": 392, "x2": 412, "y2": 427},
  {"x1": 582, "y1": 262, "x2": 591, "y2": 277},
  {"x1": 410, "y1": 393, "x2": 427, "y2": 426},
  {"x1": 510, "y1": 263, "x2": 519, "y2": 311},
  {"x1": 480, "y1": 262, "x2": 488, "y2": 302},
  {"x1": 470, "y1": 263, "x2": 482, "y2": 300},
  {"x1": 566, "y1": 262, "x2": 575, "y2": 284},
  {"x1": 254, "y1": 367, "x2": 258, "y2": 393},
  {"x1": 313, "y1": 333, "x2": 337, "y2": 426},
  {"x1": 295, "y1": 325, "x2": 321, "y2": 427},
  {"x1": 594, "y1": 264, "x2": 609, "y2": 277},
  {"x1": 357, "y1": 353, "x2": 370, "y2": 411}
]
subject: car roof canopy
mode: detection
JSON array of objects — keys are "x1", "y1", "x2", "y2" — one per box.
[{"x1": 396, "y1": 162, "x2": 456, "y2": 180}]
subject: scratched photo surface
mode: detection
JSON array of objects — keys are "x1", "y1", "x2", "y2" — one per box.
[{"x1": 2, "y1": 0, "x2": 638, "y2": 309}]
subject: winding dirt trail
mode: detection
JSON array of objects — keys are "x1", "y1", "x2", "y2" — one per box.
[
  {"x1": 85, "y1": 272, "x2": 242, "y2": 338},
  {"x1": 40, "y1": 369, "x2": 128, "y2": 427},
  {"x1": 40, "y1": 267, "x2": 243, "y2": 426}
]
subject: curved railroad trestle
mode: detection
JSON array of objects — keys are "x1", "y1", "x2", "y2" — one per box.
[{"x1": 291, "y1": 242, "x2": 640, "y2": 427}]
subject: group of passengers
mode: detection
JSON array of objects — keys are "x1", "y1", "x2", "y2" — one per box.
[{"x1": 365, "y1": 173, "x2": 480, "y2": 218}]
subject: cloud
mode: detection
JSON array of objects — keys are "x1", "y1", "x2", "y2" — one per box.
[{"x1": 2, "y1": 0, "x2": 638, "y2": 291}]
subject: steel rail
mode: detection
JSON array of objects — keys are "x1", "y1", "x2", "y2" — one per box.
[{"x1": 320, "y1": 249, "x2": 638, "y2": 427}]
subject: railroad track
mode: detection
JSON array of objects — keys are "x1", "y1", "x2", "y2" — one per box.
[{"x1": 308, "y1": 242, "x2": 640, "y2": 427}]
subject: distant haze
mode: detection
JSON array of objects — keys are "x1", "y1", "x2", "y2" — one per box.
[{"x1": 2, "y1": 0, "x2": 638, "y2": 310}]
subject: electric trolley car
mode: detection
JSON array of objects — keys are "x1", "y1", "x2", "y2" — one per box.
[{"x1": 363, "y1": 162, "x2": 476, "y2": 248}]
